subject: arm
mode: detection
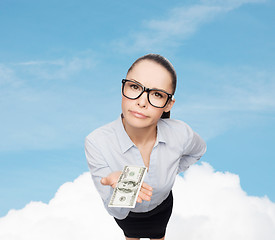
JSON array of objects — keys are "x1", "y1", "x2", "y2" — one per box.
[
  {"x1": 177, "y1": 130, "x2": 207, "y2": 173},
  {"x1": 85, "y1": 137, "x2": 153, "y2": 219},
  {"x1": 85, "y1": 137, "x2": 130, "y2": 219}
]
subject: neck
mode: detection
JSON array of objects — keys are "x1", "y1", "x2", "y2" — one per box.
[{"x1": 122, "y1": 118, "x2": 157, "y2": 147}]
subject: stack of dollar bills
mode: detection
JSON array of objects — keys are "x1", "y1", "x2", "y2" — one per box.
[{"x1": 108, "y1": 166, "x2": 147, "y2": 208}]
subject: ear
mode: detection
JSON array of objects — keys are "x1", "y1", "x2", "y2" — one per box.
[{"x1": 163, "y1": 98, "x2": 175, "y2": 113}]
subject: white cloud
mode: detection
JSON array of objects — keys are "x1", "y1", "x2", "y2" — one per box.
[
  {"x1": 170, "y1": 163, "x2": 275, "y2": 239},
  {"x1": 114, "y1": 4, "x2": 222, "y2": 53},
  {"x1": 0, "y1": 162, "x2": 274, "y2": 240},
  {"x1": 0, "y1": 172, "x2": 123, "y2": 240},
  {"x1": 15, "y1": 56, "x2": 97, "y2": 80},
  {"x1": 114, "y1": 0, "x2": 266, "y2": 53},
  {"x1": 17, "y1": 60, "x2": 65, "y2": 66},
  {"x1": 200, "y1": 0, "x2": 267, "y2": 9}
]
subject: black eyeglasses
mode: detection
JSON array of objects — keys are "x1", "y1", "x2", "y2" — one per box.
[{"x1": 122, "y1": 79, "x2": 174, "y2": 108}]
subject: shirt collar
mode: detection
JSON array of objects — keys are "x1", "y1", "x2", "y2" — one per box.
[
  {"x1": 115, "y1": 115, "x2": 135, "y2": 153},
  {"x1": 115, "y1": 114, "x2": 167, "y2": 153},
  {"x1": 156, "y1": 119, "x2": 166, "y2": 144}
]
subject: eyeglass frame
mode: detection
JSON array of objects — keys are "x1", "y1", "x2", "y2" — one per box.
[{"x1": 121, "y1": 79, "x2": 174, "y2": 108}]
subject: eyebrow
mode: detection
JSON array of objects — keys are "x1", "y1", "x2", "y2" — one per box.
[{"x1": 128, "y1": 78, "x2": 169, "y2": 93}]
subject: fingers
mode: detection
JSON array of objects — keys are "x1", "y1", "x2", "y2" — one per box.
[
  {"x1": 140, "y1": 186, "x2": 152, "y2": 198},
  {"x1": 138, "y1": 190, "x2": 151, "y2": 201},
  {"x1": 142, "y1": 182, "x2": 153, "y2": 191},
  {"x1": 100, "y1": 177, "x2": 108, "y2": 185},
  {"x1": 138, "y1": 183, "x2": 153, "y2": 203},
  {"x1": 137, "y1": 196, "x2": 142, "y2": 203}
]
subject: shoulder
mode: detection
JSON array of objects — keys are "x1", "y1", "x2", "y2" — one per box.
[
  {"x1": 157, "y1": 118, "x2": 195, "y2": 147},
  {"x1": 85, "y1": 118, "x2": 118, "y2": 146},
  {"x1": 158, "y1": 118, "x2": 193, "y2": 136}
]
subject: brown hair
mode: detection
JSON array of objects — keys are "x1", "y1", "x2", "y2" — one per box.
[{"x1": 127, "y1": 54, "x2": 177, "y2": 119}]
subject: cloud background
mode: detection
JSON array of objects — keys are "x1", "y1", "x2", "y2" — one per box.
[
  {"x1": 0, "y1": 0, "x2": 274, "y2": 238},
  {"x1": 1, "y1": 163, "x2": 274, "y2": 240}
]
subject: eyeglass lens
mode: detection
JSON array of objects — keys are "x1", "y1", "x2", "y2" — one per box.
[{"x1": 123, "y1": 80, "x2": 169, "y2": 108}]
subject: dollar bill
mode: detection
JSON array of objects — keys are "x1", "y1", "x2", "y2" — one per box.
[{"x1": 108, "y1": 166, "x2": 147, "y2": 208}]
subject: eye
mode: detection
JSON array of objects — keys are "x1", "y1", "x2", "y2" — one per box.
[
  {"x1": 152, "y1": 91, "x2": 164, "y2": 98},
  {"x1": 129, "y1": 83, "x2": 141, "y2": 91}
]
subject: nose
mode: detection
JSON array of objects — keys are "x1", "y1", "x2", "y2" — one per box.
[{"x1": 136, "y1": 91, "x2": 148, "y2": 108}]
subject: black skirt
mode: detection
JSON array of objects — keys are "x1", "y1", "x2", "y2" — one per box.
[{"x1": 114, "y1": 191, "x2": 173, "y2": 239}]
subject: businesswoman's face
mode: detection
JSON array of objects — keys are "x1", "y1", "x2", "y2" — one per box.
[{"x1": 121, "y1": 60, "x2": 175, "y2": 130}]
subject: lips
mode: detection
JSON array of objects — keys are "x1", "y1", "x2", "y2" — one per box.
[{"x1": 129, "y1": 110, "x2": 148, "y2": 119}]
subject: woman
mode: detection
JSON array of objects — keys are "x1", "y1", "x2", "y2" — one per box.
[{"x1": 85, "y1": 54, "x2": 206, "y2": 239}]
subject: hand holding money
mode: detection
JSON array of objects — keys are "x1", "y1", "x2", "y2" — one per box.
[{"x1": 101, "y1": 166, "x2": 153, "y2": 207}]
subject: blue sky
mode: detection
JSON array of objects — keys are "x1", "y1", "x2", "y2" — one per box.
[{"x1": 0, "y1": 0, "x2": 274, "y2": 217}]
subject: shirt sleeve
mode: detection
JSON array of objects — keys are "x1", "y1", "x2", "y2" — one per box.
[
  {"x1": 85, "y1": 136, "x2": 130, "y2": 219},
  {"x1": 177, "y1": 126, "x2": 207, "y2": 173}
]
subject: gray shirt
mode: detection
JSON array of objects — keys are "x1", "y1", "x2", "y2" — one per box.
[{"x1": 85, "y1": 115, "x2": 206, "y2": 219}]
